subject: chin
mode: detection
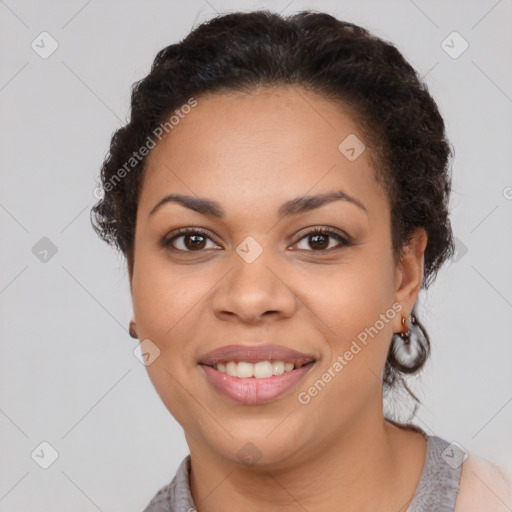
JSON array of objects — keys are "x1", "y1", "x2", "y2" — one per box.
[{"x1": 195, "y1": 422, "x2": 308, "y2": 470}]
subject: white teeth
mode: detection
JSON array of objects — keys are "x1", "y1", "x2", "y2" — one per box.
[
  {"x1": 253, "y1": 361, "x2": 273, "y2": 378},
  {"x1": 214, "y1": 360, "x2": 302, "y2": 378},
  {"x1": 237, "y1": 362, "x2": 254, "y2": 378},
  {"x1": 226, "y1": 361, "x2": 238, "y2": 377},
  {"x1": 272, "y1": 361, "x2": 284, "y2": 375}
]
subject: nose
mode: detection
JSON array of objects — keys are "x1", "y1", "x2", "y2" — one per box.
[{"x1": 211, "y1": 249, "x2": 297, "y2": 325}]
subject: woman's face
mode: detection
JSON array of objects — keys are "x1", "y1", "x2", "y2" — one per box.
[{"x1": 130, "y1": 86, "x2": 425, "y2": 467}]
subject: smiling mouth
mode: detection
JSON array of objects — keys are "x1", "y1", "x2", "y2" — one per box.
[{"x1": 199, "y1": 359, "x2": 316, "y2": 405}]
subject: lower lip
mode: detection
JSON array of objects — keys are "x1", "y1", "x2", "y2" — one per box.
[{"x1": 200, "y1": 362, "x2": 315, "y2": 405}]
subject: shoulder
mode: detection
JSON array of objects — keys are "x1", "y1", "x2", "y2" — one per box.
[
  {"x1": 142, "y1": 456, "x2": 194, "y2": 512},
  {"x1": 454, "y1": 454, "x2": 512, "y2": 512}
]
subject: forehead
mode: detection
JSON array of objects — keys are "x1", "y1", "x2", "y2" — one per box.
[{"x1": 139, "y1": 86, "x2": 386, "y2": 221}]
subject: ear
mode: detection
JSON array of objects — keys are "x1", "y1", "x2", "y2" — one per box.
[{"x1": 392, "y1": 227, "x2": 428, "y2": 332}]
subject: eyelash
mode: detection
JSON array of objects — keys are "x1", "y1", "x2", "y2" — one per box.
[{"x1": 160, "y1": 226, "x2": 354, "y2": 254}]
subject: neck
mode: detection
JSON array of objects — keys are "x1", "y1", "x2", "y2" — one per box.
[{"x1": 187, "y1": 405, "x2": 426, "y2": 512}]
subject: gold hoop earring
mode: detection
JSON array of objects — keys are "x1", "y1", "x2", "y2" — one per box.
[{"x1": 399, "y1": 313, "x2": 415, "y2": 345}]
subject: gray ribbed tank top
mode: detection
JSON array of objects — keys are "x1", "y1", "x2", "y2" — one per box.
[
  {"x1": 143, "y1": 435, "x2": 462, "y2": 512},
  {"x1": 406, "y1": 435, "x2": 463, "y2": 511}
]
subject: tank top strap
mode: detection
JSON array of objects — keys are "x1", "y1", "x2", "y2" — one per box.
[{"x1": 407, "y1": 434, "x2": 464, "y2": 512}]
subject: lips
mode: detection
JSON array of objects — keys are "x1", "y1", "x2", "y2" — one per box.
[
  {"x1": 199, "y1": 344, "x2": 316, "y2": 367},
  {"x1": 198, "y1": 344, "x2": 317, "y2": 405}
]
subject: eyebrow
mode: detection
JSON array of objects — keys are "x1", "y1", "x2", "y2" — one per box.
[{"x1": 149, "y1": 190, "x2": 368, "y2": 219}]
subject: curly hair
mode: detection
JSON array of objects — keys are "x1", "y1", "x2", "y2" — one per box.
[{"x1": 91, "y1": 10, "x2": 455, "y2": 404}]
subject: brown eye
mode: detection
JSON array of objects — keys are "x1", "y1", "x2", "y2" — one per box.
[
  {"x1": 308, "y1": 233, "x2": 329, "y2": 250},
  {"x1": 294, "y1": 228, "x2": 352, "y2": 252},
  {"x1": 182, "y1": 233, "x2": 207, "y2": 250},
  {"x1": 161, "y1": 228, "x2": 220, "y2": 252}
]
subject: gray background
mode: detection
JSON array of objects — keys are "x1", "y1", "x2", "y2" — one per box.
[{"x1": 1, "y1": 0, "x2": 511, "y2": 510}]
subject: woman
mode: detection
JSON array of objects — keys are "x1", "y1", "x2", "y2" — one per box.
[{"x1": 91, "y1": 10, "x2": 511, "y2": 512}]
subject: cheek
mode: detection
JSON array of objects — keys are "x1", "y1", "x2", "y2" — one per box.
[
  {"x1": 130, "y1": 254, "x2": 200, "y2": 407},
  {"x1": 301, "y1": 248, "x2": 396, "y2": 374},
  {"x1": 131, "y1": 250, "x2": 208, "y2": 428},
  {"x1": 131, "y1": 247, "x2": 201, "y2": 339},
  {"x1": 294, "y1": 270, "x2": 397, "y2": 428},
  {"x1": 143, "y1": 357, "x2": 203, "y2": 440}
]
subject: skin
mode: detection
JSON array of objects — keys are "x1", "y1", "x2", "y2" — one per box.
[{"x1": 129, "y1": 86, "x2": 428, "y2": 512}]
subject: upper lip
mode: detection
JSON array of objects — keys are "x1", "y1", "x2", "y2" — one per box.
[{"x1": 199, "y1": 344, "x2": 316, "y2": 367}]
